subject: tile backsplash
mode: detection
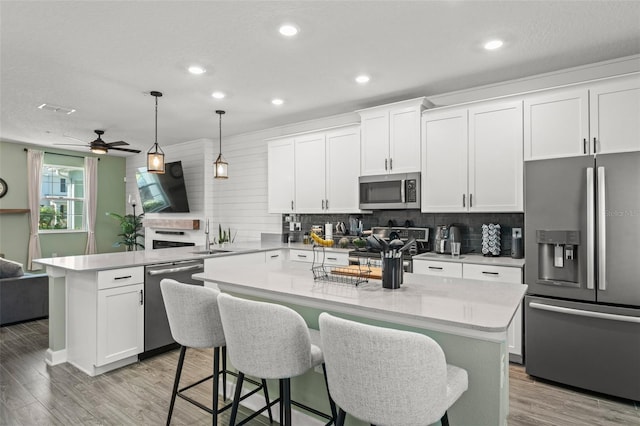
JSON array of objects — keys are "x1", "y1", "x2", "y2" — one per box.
[{"x1": 283, "y1": 210, "x2": 524, "y2": 257}]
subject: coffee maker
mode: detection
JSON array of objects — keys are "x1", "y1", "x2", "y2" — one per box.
[{"x1": 434, "y1": 225, "x2": 462, "y2": 254}]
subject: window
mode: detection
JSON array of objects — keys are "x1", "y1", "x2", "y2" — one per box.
[{"x1": 39, "y1": 163, "x2": 85, "y2": 231}]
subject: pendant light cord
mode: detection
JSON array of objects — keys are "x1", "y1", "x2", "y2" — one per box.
[
  {"x1": 218, "y1": 111, "x2": 222, "y2": 154},
  {"x1": 155, "y1": 95, "x2": 159, "y2": 148}
]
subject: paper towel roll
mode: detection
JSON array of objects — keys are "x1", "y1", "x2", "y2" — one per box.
[{"x1": 325, "y1": 223, "x2": 333, "y2": 240}]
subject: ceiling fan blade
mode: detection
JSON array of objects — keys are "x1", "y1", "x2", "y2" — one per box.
[
  {"x1": 106, "y1": 141, "x2": 128, "y2": 147},
  {"x1": 109, "y1": 147, "x2": 141, "y2": 154}
]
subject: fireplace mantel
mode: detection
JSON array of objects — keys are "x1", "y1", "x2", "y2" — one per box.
[{"x1": 143, "y1": 218, "x2": 200, "y2": 230}]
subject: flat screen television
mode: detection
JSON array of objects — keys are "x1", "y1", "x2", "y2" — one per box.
[{"x1": 136, "y1": 161, "x2": 190, "y2": 213}]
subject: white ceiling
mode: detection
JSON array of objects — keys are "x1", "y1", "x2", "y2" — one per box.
[{"x1": 2, "y1": 1, "x2": 640, "y2": 156}]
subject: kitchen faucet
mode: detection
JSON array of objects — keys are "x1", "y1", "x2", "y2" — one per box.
[{"x1": 205, "y1": 219, "x2": 210, "y2": 249}]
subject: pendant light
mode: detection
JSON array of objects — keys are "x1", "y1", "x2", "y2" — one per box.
[
  {"x1": 214, "y1": 110, "x2": 228, "y2": 179},
  {"x1": 147, "y1": 91, "x2": 165, "y2": 174}
]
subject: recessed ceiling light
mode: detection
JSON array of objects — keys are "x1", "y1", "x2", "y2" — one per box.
[
  {"x1": 484, "y1": 39, "x2": 504, "y2": 50},
  {"x1": 188, "y1": 65, "x2": 206, "y2": 75},
  {"x1": 355, "y1": 75, "x2": 370, "y2": 84},
  {"x1": 279, "y1": 24, "x2": 299, "y2": 37},
  {"x1": 272, "y1": 98, "x2": 284, "y2": 106},
  {"x1": 212, "y1": 91, "x2": 226, "y2": 99}
]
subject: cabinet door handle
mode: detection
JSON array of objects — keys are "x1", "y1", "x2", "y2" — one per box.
[
  {"x1": 291, "y1": 200, "x2": 294, "y2": 211},
  {"x1": 139, "y1": 290, "x2": 144, "y2": 306},
  {"x1": 482, "y1": 271, "x2": 500, "y2": 276},
  {"x1": 462, "y1": 194, "x2": 466, "y2": 208},
  {"x1": 325, "y1": 199, "x2": 329, "y2": 210},
  {"x1": 385, "y1": 158, "x2": 388, "y2": 170},
  {"x1": 270, "y1": 254, "x2": 280, "y2": 258},
  {"x1": 389, "y1": 158, "x2": 392, "y2": 170},
  {"x1": 428, "y1": 266, "x2": 443, "y2": 270},
  {"x1": 583, "y1": 138, "x2": 587, "y2": 154},
  {"x1": 469, "y1": 193, "x2": 473, "y2": 207},
  {"x1": 114, "y1": 275, "x2": 132, "y2": 280},
  {"x1": 322, "y1": 199, "x2": 325, "y2": 209},
  {"x1": 593, "y1": 137, "x2": 597, "y2": 154},
  {"x1": 297, "y1": 254, "x2": 308, "y2": 258},
  {"x1": 327, "y1": 257, "x2": 337, "y2": 261}
]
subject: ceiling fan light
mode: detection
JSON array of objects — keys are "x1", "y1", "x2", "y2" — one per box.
[
  {"x1": 147, "y1": 91, "x2": 165, "y2": 174},
  {"x1": 91, "y1": 146, "x2": 107, "y2": 155}
]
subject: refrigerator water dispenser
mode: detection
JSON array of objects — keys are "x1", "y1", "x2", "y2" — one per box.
[{"x1": 537, "y1": 230, "x2": 580, "y2": 287}]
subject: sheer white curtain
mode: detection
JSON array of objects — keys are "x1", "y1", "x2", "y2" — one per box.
[
  {"x1": 27, "y1": 149, "x2": 43, "y2": 270},
  {"x1": 84, "y1": 157, "x2": 98, "y2": 254}
]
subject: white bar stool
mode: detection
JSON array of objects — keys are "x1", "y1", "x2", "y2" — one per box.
[
  {"x1": 217, "y1": 292, "x2": 337, "y2": 426},
  {"x1": 319, "y1": 312, "x2": 468, "y2": 426},
  {"x1": 160, "y1": 279, "x2": 273, "y2": 425}
]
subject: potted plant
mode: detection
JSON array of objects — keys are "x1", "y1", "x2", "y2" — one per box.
[{"x1": 107, "y1": 212, "x2": 145, "y2": 251}]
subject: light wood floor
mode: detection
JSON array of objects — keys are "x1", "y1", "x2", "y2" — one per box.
[{"x1": 0, "y1": 319, "x2": 638, "y2": 425}]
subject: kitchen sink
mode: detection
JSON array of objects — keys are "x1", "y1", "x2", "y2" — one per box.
[
  {"x1": 414, "y1": 252, "x2": 465, "y2": 260},
  {"x1": 191, "y1": 249, "x2": 232, "y2": 255}
]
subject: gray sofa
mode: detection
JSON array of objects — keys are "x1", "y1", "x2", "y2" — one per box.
[{"x1": 0, "y1": 258, "x2": 49, "y2": 326}]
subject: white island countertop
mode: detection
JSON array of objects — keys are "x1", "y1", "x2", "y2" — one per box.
[{"x1": 195, "y1": 261, "x2": 526, "y2": 341}]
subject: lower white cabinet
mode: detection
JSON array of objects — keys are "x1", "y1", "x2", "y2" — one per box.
[
  {"x1": 463, "y1": 263, "x2": 523, "y2": 362},
  {"x1": 412, "y1": 259, "x2": 463, "y2": 278},
  {"x1": 412, "y1": 260, "x2": 524, "y2": 362},
  {"x1": 67, "y1": 266, "x2": 144, "y2": 376},
  {"x1": 289, "y1": 248, "x2": 348, "y2": 266}
]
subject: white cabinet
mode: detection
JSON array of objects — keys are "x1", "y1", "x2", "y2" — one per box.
[
  {"x1": 67, "y1": 266, "x2": 144, "y2": 376},
  {"x1": 463, "y1": 264, "x2": 523, "y2": 361},
  {"x1": 265, "y1": 250, "x2": 286, "y2": 266},
  {"x1": 524, "y1": 74, "x2": 640, "y2": 160},
  {"x1": 412, "y1": 259, "x2": 463, "y2": 278},
  {"x1": 359, "y1": 98, "x2": 431, "y2": 176},
  {"x1": 422, "y1": 100, "x2": 523, "y2": 212},
  {"x1": 268, "y1": 125, "x2": 362, "y2": 214},
  {"x1": 267, "y1": 138, "x2": 295, "y2": 213},
  {"x1": 289, "y1": 248, "x2": 348, "y2": 266},
  {"x1": 590, "y1": 76, "x2": 640, "y2": 155},
  {"x1": 294, "y1": 126, "x2": 362, "y2": 213}
]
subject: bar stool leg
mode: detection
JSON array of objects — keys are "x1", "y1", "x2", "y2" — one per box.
[
  {"x1": 282, "y1": 378, "x2": 291, "y2": 426},
  {"x1": 321, "y1": 363, "x2": 337, "y2": 423},
  {"x1": 261, "y1": 379, "x2": 274, "y2": 423},
  {"x1": 212, "y1": 347, "x2": 220, "y2": 426},
  {"x1": 336, "y1": 408, "x2": 346, "y2": 426},
  {"x1": 441, "y1": 411, "x2": 450, "y2": 426},
  {"x1": 229, "y1": 372, "x2": 245, "y2": 426},
  {"x1": 166, "y1": 346, "x2": 187, "y2": 426},
  {"x1": 279, "y1": 379, "x2": 284, "y2": 425},
  {"x1": 222, "y1": 346, "x2": 228, "y2": 401}
]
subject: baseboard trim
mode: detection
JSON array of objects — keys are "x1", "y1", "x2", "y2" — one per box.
[{"x1": 45, "y1": 348, "x2": 67, "y2": 366}]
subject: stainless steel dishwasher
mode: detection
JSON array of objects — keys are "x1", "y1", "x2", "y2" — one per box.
[{"x1": 141, "y1": 260, "x2": 204, "y2": 358}]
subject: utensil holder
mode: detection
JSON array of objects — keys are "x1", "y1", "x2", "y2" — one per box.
[{"x1": 382, "y1": 256, "x2": 403, "y2": 289}]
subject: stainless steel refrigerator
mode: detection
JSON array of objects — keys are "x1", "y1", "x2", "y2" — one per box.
[{"x1": 524, "y1": 152, "x2": 640, "y2": 401}]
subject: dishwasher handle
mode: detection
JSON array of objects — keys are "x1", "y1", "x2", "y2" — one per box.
[{"x1": 147, "y1": 263, "x2": 204, "y2": 276}]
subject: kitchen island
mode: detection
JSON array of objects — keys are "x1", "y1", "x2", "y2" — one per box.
[{"x1": 195, "y1": 261, "x2": 526, "y2": 426}]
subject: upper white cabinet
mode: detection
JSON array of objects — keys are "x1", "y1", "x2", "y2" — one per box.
[
  {"x1": 267, "y1": 138, "x2": 295, "y2": 213},
  {"x1": 422, "y1": 100, "x2": 524, "y2": 212},
  {"x1": 524, "y1": 74, "x2": 640, "y2": 160},
  {"x1": 358, "y1": 98, "x2": 432, "y2": 176},
  {"x1": 267, "y1": 125, "x2": 362, "y2": 214},
  {"x1": 590, "y1": 76, "x2": 640, "y2": 155}
]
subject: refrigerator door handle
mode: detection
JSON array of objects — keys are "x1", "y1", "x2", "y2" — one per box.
[
  {"x1": 586, "y1": 167, "x2": 595, "y2": 290},
  {"x1": 597, "y1": 166, "x2": 606, "y2": 291},
  {"x1": 529, "y1": 301, "x2": 640, "y2": 324}
]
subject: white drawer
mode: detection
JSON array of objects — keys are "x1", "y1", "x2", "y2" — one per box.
[
  {"x1": 98, "y1": 267, "x2": 144, "y2": 290},
  {"x1": 265, "y1": 250, "x2": 285, "y2": 263},
  {"x1": 413, "y1": 260, "x2": 462, "y2": 278},
  {"x1": 290, "y1": 249, "x2": 313, "y2": 263},
  {"x1": 463, "y1": 264, "x2": 522, "y2": 283}
]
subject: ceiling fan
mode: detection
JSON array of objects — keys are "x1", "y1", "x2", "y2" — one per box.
[{"x1": 55, "y1": 130, "x2": 141, "y2": 154}]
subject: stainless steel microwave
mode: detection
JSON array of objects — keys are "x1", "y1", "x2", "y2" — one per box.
[{"x1": 359, "y1": 172, "x2": 420, "y2": 210}]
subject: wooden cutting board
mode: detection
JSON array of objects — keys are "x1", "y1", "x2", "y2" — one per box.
[{"x1": 331, "y1": 265, "x2": 382, "y2": 279}]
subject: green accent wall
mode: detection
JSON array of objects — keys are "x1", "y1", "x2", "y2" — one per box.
[{"x1": 0, "y1": 141, "x2": 128, "y2": 270}]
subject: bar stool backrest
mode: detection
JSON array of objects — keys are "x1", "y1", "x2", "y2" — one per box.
[
  {"x1": 319, "y1": 312, "x2": 449, "y2": 426},
  {"x1": 217, "y1": 293, "x2": 313, "y2": 379},
  {"x1": 160, "y1": 279, "x2": 225, "y2": 349}
]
